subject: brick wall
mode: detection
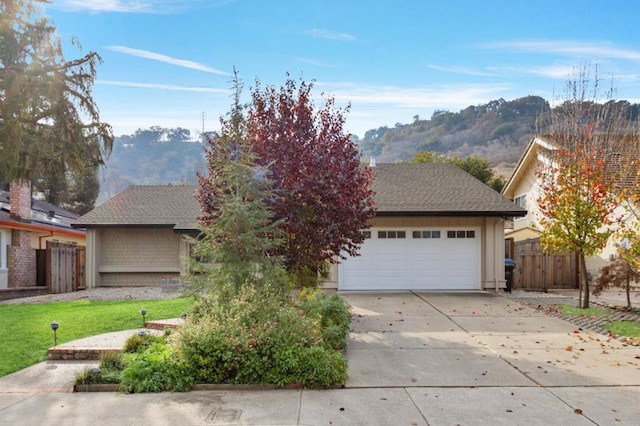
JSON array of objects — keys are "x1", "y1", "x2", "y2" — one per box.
[
  {"x1": 8, "y1": 230, "x2": 36, "y2": 287},
  {"x1": 8, "y1": 181, "x2": 35, "y2": 288},
  {"x1": 9, "y1": 180, "x2": 31, "y2": 219}
]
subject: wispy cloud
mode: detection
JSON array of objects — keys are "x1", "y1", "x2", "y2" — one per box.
[
  {"x1": 526, "y1": 64, "x2": 576, "y2": 79},
  {"x1": 106, "y1": 46, "x2": 230, "y2": 75},
  {"x1": 320, "y1": 82, "x2": 512, "y2": 109},
  {"x1": 296, "y1": 57, "x2": 336, "y2": 68},
  {"x1": 46, "y1": 0, "x2": 210, "y2": 14},
  {"x1": 427, "y1": 64, "x2": 499, "y2": 77},
  {"x1": 482, "y1": 40, "x2": 640, "y2": 61},
  {"x1": 305, "y1": 29, "x2": 356, "y2": 41},
  {"x1": 99, "y1": 80, "x2": 230, "y2": 94}
]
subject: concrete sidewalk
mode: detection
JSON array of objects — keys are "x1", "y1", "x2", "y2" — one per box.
[{"x1": 0, "y1": 291, "x2": 638, "y2": 425}]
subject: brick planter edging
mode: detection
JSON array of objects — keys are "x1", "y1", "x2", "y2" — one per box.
[{"x1": 48, "y1": 348, "x2": 121, "y2": 361}]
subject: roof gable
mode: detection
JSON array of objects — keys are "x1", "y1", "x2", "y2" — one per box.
[
  {"x1": 502, "y1": 134, "x2": 640, "y2": 198},
  {"x1": 373, "y1": 163, "x2": 526, "y2": 216},
  {"x1": 74, "y1": 185, "x2": 201, "y2": 229}
]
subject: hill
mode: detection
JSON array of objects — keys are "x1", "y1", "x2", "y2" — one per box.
[
  {"x1": 98, "y1": 96, "x2": 640, "y2": 201},
  {"x1": 358, "y1": 96, "x2": 548, "y2": 174},
  {"x1": 99, "y1": 127, "x2": 205, "y2": 201}
]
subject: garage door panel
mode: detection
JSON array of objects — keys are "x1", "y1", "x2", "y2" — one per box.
[{"x1": 340, "y1": 227, "x2": 480, "y2": 291}]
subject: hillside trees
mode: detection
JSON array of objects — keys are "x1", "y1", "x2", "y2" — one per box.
[
  {"x1": 410, "y1": 151, "x2": 505, "y2": 191},
  {"x1": 0, "y1": 0, "x2": 113, "y2": 208},
  {"x1": 248, "y1": 77, "x2": 376, "y2": 283}
]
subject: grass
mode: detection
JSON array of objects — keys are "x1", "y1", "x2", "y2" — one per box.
[
  {"x1": 0, "y1": 298, "x2": 194, "y2": 378},
  {"x1": 558, "y1": 303, "x2": 611, "y2": 317},
  {"x1": 557, "y1": 303, "x2": 640, "y2": 339},
  {"x1": 603, "y1": 321, "x2": 640, "y2": 338}
]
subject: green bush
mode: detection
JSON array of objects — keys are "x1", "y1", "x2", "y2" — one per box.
[
  {"x1": 120, "y1": 340, "x2": 194, "y2": 393},
  {"x1": 74, "y1": 351, "x2": 126, "y2": 386},
  {"x1": 297, "y1": 290, "x2": 351, "y2": 351},
  {"x1": 122, "y1": 332, "x2": 162, "y2": 353},
  {"x1": 100, "y1": 350, "x2": 126, "y2": 372},
  {"x1": 176, "y1": 287, "x2": 348, "y2": 388}
]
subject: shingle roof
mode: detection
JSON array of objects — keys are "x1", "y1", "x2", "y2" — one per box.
[
  {"x1": 74, "y1": 164, "x2": 525, "y2": 229},
  {"x1": 372, "y1": 163, "x2": 526, "y2": 216},
  {"x1": 73, "y1": 185, "x2": 201, "y2": 230},
  {"x1": 0, "y1": 190, "x2": 80, "y2": 219}
]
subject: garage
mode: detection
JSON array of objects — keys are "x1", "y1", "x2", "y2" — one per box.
[{"x1": 339, "y1": 227, "x2": 481, "y2": 291}]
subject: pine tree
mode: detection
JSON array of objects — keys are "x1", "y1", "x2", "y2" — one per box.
[{"x1": 190, "y1": 71, "x2": 286, "y2": 301}]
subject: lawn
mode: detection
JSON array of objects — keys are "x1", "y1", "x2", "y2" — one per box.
[
  {"x1": 0, "y1": 298, "x2": 194, "y2": 377},
  {"x1": 559, "y1": 304, "x2": 611, "y2": 317},
  {"x1": 603, "y1": 321, "x2": 640, "y2": 338}
]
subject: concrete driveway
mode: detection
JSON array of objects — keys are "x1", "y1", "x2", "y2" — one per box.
[
  {"x1": 343, "y1": 291, "x2": 640, "y2": 388},
  {"x1": 1, "y1": 291, "x2": 638, "y2": 425}
]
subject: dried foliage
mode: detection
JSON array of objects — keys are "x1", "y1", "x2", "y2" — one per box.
[{"x1": 594, "y1": 255, "x2": 639, "y2": 309}]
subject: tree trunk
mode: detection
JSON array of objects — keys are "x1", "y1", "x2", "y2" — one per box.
[
  {"x1": 580, "y1": 251, "x2": 590, "y2": 308},
  {"x1": 626, "y1": 277, "x2": 631, "y2": 309}
]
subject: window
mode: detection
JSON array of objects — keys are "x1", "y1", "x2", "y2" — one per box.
[
  {"x1": 361, "y1": 230, "x2": 372, "y2": 239},
  {"x1": 412, "y1": 230, "x2": 440, "y2": 239},
  {"x1": 0, "y1": 230, "x2": 6, "y2": 271},
  {"x1": 514, "y1": 194, "x2": 527, "y2": 220},
  {"x1": 378, "y1": 230, "x2": 406, "y2": 239},
  {"x1": 447, "y1": 230, "x2": 476, "y2": 239}
]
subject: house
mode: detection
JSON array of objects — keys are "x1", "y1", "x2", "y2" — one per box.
[
  {"x1": 0, "y1": 181, "x2": 86, "y2": 289},
  {"x1": 501, "y1": 135, "x2": 638, "y2": 276},
  {"x1": 74, "y1": 163, "x2": 526, "y2": 291}
]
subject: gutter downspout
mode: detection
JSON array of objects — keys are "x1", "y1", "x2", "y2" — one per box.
[{"x1": 39, "y1": 231, "x2": 54, "y2": 249}]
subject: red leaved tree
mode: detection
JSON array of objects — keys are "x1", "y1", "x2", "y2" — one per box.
[
  {"x1": 248, "y1": 77, "x2": 376, "y2": 283},
  {"x1": 537, "y1": 145, "x2": 621, "y2": 308},
  {"x1": 536, "y1": 64, "x2": 629, "y2": 308}
]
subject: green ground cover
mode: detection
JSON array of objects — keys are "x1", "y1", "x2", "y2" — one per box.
[
  {"x1": 559, "y1": 303, "x2": 611, "y2": 317},
  {"x1": 603, "y1": 320, "x2": 640, "y2": 338},
  {"x1": 0, "y1": 298, "x2": 193, "y2": 377}
]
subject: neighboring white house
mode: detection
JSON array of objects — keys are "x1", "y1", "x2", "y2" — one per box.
[
  {"x1": 501, "y1": 135, "x2": 638, "y2": 276},
  {"x1": 74, "y1": 163, "x2": 526, "y2": 291}
]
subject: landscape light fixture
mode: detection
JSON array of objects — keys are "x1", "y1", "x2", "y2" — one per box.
[
  {"x1": 140, "y1": 308, "x2": 147, "y2": 327},
  {"x1": 50, "y1": 321, "x2": 59, "y2": 346},
  {"x1": 180, "y1": 312, "x2": 187, "y2": 320}
]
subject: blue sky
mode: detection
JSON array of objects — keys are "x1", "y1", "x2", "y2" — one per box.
[{"x1": 43, "y1": 0, "x2": 640, "y2": 139}]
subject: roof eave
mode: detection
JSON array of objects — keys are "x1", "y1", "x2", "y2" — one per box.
[
  {"x1": 376, "y1": 210, "x2": 527, "y2": 218},
  {"x1": 71, "y1": 223, "x2": 178, "y2": 229}
]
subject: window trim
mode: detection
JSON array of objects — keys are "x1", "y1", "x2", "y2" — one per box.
[{"x1": 513, "y1": 193, "x2": 528, "y2": 221}]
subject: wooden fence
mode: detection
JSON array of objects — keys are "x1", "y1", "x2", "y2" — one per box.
[
  {"x1": 39, "y1": 242, "x2": 86, "y2": 294},
  {"x1": 513, "y1": 238, "x2": 577, "y2": 290}
]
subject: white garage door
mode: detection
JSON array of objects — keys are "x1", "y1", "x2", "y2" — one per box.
[{"x1": 339, "y1": 228, "x2": 481, "y2": 290}]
